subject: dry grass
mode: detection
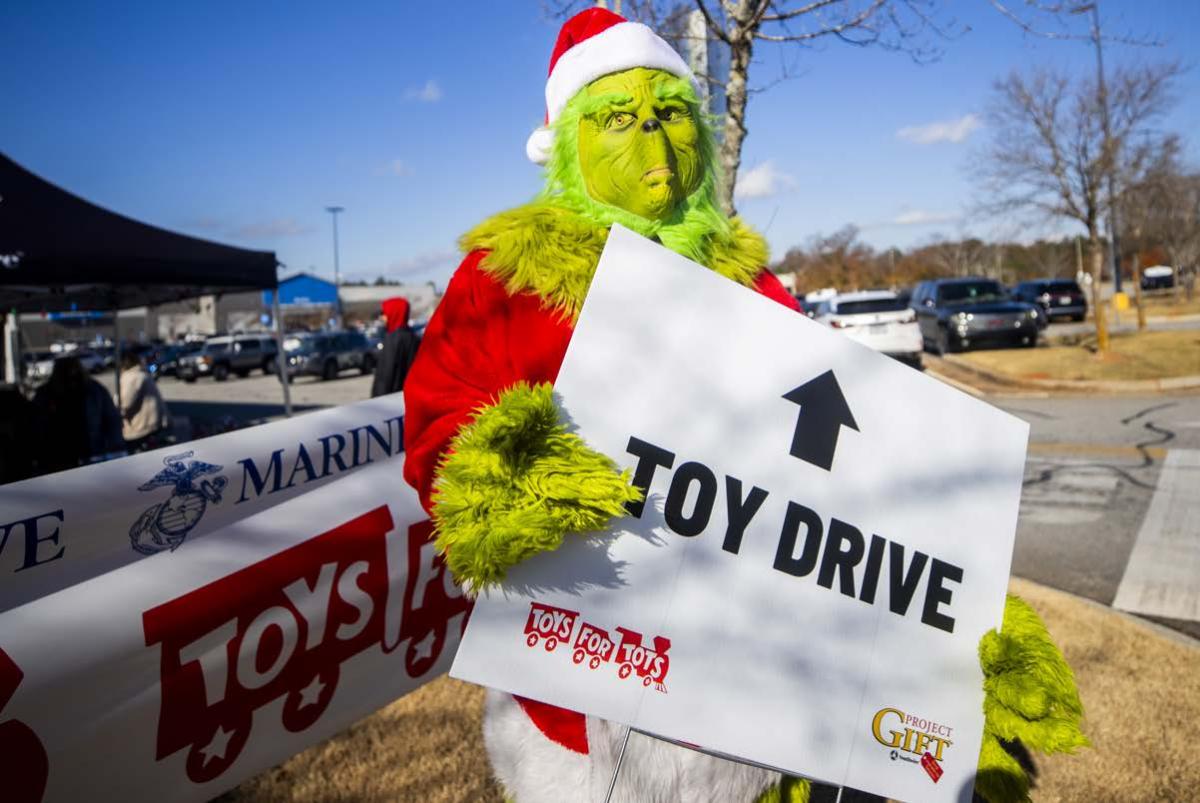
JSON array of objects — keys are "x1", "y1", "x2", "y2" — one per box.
[
  {"x1": 958, "y1": 330, "x2": 1200, "y2": 382},
  {"x1": 221, "y1": 677, "x2": 504, "y2": 803},
  {"x1": 1010, "y1": 578, "x2": 1200, "y2": 803},
  {"x1": 224, "y1": 579, "x2": 1199, "y2": 803},
  {"x1": 1136, "y1": 291, "x2": 1200, "y2": 319}
]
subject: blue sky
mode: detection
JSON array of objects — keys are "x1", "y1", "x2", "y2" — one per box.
[{"x1": 3, "y1": 1, "x2": 1197, "y2": 289}]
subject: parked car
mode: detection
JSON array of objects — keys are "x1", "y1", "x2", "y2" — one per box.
[
  {"x1": 23, "y1": 350, "x2": 57, "y2": 382},
  {"x1": 911, "y1": 278, "x2": 1041, "y2": 354},
  {"x1": 793, "y1": 297, "x2": 820, "y2": 319},
  {"x1": 147, "y1": 342, "x2": 203, "y2": 377},
  {"x1": 815, "y1": 290, "x2": 923, "y2": 367},
  {"x1": 74, "y1": 349, "x2": 106, "y2": 374},
  {"x1": 1141, "y1": 265, "x2": 1175, "y2": 291},
  {"x1": 1011, "y1": 279, "x2": 1087, "y2": 323},
  {"x1": 281, "y1": 330, "x2": 375, "y2": 381},
  {"x1": 177, "y1": 335, "x2": 278, "y2": 382}
]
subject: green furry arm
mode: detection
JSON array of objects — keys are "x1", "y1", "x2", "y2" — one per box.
[
  {"x1": 754, "y1": 776, "x2": 809, "y2": 803},
  {"x1": 975, "y1": 594, "x2": 1089, "y2": 803},
  {"x1": 431, "y1": 381, "x2": 642, "y2": 590}
]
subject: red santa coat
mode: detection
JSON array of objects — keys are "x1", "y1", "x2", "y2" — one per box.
[{"x1": 402, "y1": 246, "x2": 799, "y2": 758}]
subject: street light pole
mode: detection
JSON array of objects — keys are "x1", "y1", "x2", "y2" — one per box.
[{"x1": 325, "y1": 206, "x2": 345, "y2": 326}]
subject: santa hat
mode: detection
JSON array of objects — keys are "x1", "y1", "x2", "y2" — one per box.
[{"x1": 525, "y1": 7, "x2": 699, "y2": 164}]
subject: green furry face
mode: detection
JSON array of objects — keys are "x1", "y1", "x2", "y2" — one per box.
[
  {"x1": 540, "y1": 67, "x2": 740, "y2": 266},
  {"x1": 576, "y1": 68, "x2": 703, "y2": 221}
]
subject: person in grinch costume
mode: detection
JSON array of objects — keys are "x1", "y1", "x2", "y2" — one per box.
[{"x1": 403, "y1": 8, "x2": 1087, "y2": 802}]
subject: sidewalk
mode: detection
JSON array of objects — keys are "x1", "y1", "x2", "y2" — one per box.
[{"x1": 222, "y1": 578, "x2": 1199, "y2": 803}]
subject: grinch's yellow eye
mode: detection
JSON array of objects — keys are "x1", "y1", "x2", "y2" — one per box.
[
  {"x1": 606, "y1": 112, "x2": 633, "y2": 130},
  {"x1": 657, "y1": 105, "x2": 687, "y2": 122}
]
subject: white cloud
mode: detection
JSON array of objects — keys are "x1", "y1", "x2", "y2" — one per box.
[
  {"x1": 734, "y1": 161, "x2": 796, "y2": 200},
  {"x1": 896, "y1": 114, "x2": 981, "y2": 145},
  {"x1": 404, "y1": 79, "x2": 442, "y2": 103},
  {"x1": 384, "y1": 159, "x2": 411, "y2": 177},
  {"x1": 857, "y1": 210, "x2": 964, "y2": 230},
  {"x1": 189, "y1": 217, "x2": 314, "y2": 240},
  {"x1": 890, "y1": 210, "x2": 962, "y2": 226},
  {"x1": 231, "y1": 219, "x2": 315, "y2": 239},
  {"x1": 379, "y1": 249, "x2": 459, "y2": 279}
]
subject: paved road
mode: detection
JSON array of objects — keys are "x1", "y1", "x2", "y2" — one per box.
[
  {"x1": 124, "y1": 370, "x2": 1200, "y2": 639},
  {"x1": 1047, "y1": 312, "x2": 1200, "y2": 339},
  {"x1": 993, "y1": 392, "x2": 1200, "y2": 640}
]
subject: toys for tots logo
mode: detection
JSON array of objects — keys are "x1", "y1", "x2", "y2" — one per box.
[
  {"x1": 142, "y1": 507, "x2": 470, "y2": 784},
  {"x1": 871, "y1": 706, "x2": 953, "y2": 784},
  {"x1": 522, "y1": 602, "x2": 671, "y2": 692}
]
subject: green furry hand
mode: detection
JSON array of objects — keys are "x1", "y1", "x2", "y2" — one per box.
[
  {"x1": 431, "y1": 382, "x2": 642, "y2": 590},
  {"x1": 974, "y1": 594, "x2": 1089, "y2": 803}
]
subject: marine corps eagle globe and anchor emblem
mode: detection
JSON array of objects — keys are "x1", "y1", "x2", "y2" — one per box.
[{"x1": 130, "y1": 451, "x2": 228, "y2": 555}]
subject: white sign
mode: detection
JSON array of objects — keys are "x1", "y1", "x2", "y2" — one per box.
[
  {"x1": 0, "y1": 395, "x2": 407, "y2": 614},
  {"x1": 0, "y1": 417, "x2": 469, "y2": 803},
  {"x1": 451, "y1": 226, "x2": 1029, "y2": 803}
]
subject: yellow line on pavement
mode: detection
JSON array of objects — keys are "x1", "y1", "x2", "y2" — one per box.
[{"x1": 1029, "y1": 442, "x2": 1168, "y2": 460}]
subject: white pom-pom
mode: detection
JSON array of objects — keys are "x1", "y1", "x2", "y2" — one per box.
[{"x1": 525, "y1": 127, "x2": 555, "y2": 165}]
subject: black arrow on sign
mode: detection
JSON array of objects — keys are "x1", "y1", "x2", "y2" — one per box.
[{"x1": 782, "y1": 370, "x2": 859, "y2": 471}]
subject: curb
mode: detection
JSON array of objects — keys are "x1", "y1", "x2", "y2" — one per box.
[
  {"x1": 1012, "y1": 577, "x2": 1200, "y2": 652},
  {"x1": 942, "y1": 355, "x2": 1200, "y2": 394},
  {"x1": 1146, "y1": 312, "x2": 1200, "y2": 324}
]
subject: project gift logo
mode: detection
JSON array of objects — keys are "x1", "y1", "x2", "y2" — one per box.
[
  {"x1": 143, "y1": 507, "x2": 470, "y2": 783},
  {"x1": 870, "y1": 706, "x2": 954, "y2": 783}
]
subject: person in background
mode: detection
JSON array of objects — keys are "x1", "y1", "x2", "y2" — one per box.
[
  {"x1": 118, "y1": 350, "x2": 169, "y2": 452},
  {"x1": 32, "y1": 355, "x2": 124, "y2": 473},
  {"x1": 0, "y1": 385, "x2": 36, "y2": 484},
  {"x1": 370, "y1": 296, "x2": 421, "y2": 398}
]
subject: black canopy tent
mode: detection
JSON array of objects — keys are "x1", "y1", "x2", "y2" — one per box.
[
  {"x1": 0, "y1": 153, "x2": 291, "y2": 414},
  {"x1": 0, "y1": 153, "x2": 277, "y2": 310}
]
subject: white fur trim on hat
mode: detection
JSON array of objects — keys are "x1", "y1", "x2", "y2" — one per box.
[
  {"x1": 527, "y1": 21, "x2": 700, "y2": 163},
  {"x1": 526, "y1": 126, "x2": 555, "y2": 165},
  {"x1": 546, "y1": 21, "x2": 694, "y2": 124}
]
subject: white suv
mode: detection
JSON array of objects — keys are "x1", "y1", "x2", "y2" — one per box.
[{"x1": 815, "y1": 290, "x2": 923, "y2": 368}]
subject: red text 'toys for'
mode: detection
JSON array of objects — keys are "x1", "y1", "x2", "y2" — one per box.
[{"x1": 143, "y1": 507, "x2": 471, "y2": 783}]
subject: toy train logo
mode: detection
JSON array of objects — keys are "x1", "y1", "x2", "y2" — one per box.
[
  {"x1": 130, "y1": 451, "x2": 228, "y2": 554},
  {"x1": 523, "y1": 602, "x2": 671, "y2": 693}
]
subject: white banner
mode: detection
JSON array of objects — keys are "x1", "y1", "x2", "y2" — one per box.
[
  {"x1": 0, "y1": 408, "x2": 470, "y2": 803},
  {"x1": 0, "y1": 395, "x2": 407, "y2": 613},
  {"x1": 452, "y1": 226, "x2": 1029, "y2": 803}
]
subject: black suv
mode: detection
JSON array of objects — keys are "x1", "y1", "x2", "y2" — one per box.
[
  {"x1": 911, "y1": 278, "x2": 1042, "y2": 354},
  {"x1": 177, "y1": 335, "x2": 279, "y2": 382},
  {"x1": 282, "y1": 331, "x2": 376, "y2": 381},
  {"x1": 1011, "y1": 279, "x2": 1087, "y2": 322}
]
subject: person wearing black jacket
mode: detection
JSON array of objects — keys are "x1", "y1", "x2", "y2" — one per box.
[
  {"x1": 32, "y1": 355, "x2": 125, "y2": 473},
  {"x1": 370, "y1": 296, "x2": 420, "y2": 398}
]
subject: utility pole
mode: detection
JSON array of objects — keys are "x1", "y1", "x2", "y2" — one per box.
[
  {"x1": 1078, "y1": 2, "x2": 1123, "y2": 295},
  {"x1": 325, "y1": 206, "x2": 344, "y2": 327}
]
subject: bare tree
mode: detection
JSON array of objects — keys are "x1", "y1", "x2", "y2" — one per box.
[
  {"x1": 1121, "y1": 138, "x2": 1200, "y2": 299},
  {"x1": 552, "y1": 1, "x2": 958, "y2": 213},
  {"x1": 922, "y1": 235, "x2": 989, "y2": 278},
  {"x1": 774, "y1": 224, "x2": 885, "y2": 290},
  {"x1": 975, "y1": 62, "x2": 1179, "y2": 348},
  {"x1": 549, "y1": 2, "x2": 1153, "y2": 217}
]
